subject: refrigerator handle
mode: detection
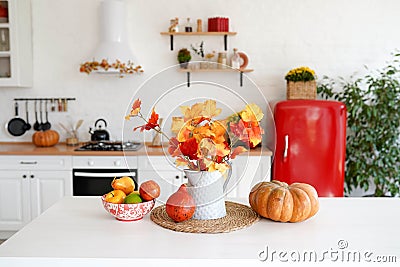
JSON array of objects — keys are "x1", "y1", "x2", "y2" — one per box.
[{"x1": 283, "y1": 135, "x2": 289, "y2": 161}]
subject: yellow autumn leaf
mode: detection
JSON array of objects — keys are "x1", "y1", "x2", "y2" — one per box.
[
  {"x1": 179, "y1": 106, "x2": 189, "y2": 116},
  {"x1": 208, "y1": 161, "x2": 230, "y2": 176},
  {"x1": 241, "y1": 103, "x2": 264, "y2": 122},
  {"x1": 175, "y1": 157, "x2": 189, "y2": 167},
  {"x1": 215, "y1": 143, "x2": 230, "y2": 157},
  {"x1": 202, "y1": 99, "x2": 222, "y2": 118},
  {"x1": 171, "y1": 117, "x2": 184, "y2": 134},
  {"x1": 182, "y1": 102, "x2": 204, "y2": 121},
  {"x1": 199, "y1": 138, "x2": 216, "y2": 158}
]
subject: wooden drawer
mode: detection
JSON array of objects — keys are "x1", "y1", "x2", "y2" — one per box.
[
  {"x1": 138, "y1": 156, "x2": 179, "y2": 171},
  {"x1": 72, "y1": 156, "x2": 138, "y2": 169},
  {"x1": 0, "y1": 156, "x2": 72, "y2": 170}
]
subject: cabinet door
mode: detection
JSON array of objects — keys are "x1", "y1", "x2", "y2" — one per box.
[
  {"x1": 226, "y1": 156, "x2": 271, "y2": 199},
  {"x1": 29, "y1": 171, "x2": 72, "y2": 219},
  {"x1": 0, "y1": 170, "x2": 30, "y2": 231},
  {"x1": 0, "y1": 0, "x2": 32, "y2": 87}
]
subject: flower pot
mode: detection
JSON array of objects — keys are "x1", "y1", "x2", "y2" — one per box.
[
  {"x1": 185, "y1": 170, "x2": 226, "y2": 220},
  {"x1": 179, "y1": 62, "x2": 189, "y2": 69},
  {"x1": 286, "y1": 80, "x2": 316, "y2": 100}
]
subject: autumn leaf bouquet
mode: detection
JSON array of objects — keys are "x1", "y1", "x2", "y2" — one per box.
[{"x1": 125, "y1": 99, "x2": 264, "y2": 174}]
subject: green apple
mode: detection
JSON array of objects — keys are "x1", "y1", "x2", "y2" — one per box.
[{"x1": 124, "y1": 192, "x2": 142, "y2": 204}]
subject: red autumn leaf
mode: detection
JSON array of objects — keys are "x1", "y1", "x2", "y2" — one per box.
[
  {"x1": 215, "y1": 155, "x2": 224, "y2": 163},
  {"x1": 230, "y1": 146, "x2": 247, "y2": 159},
  {"x1": 134, "y1": 108, "x2": 159, "y2": 132},
  {"x1": 131, "y1": 99, "x2": 141, "y2": 113},
  {"x1": 229, "y1": 121, "x2": 249, "y2": 142},
  {"x1": 168, "y1": 137, "x2": 181, "y2": 157},
  {"x1": 179, "y1": 137, "x2": 199, "y2": 160}
]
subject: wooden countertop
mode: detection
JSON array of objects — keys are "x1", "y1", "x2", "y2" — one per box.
[{"x1": 0, "y1": 142, "x2": 273, "y2": 157}]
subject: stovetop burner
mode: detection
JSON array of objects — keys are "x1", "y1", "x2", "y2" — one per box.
[{"x1": 74, "y1": 141, "x2": 143, "y2": 151}]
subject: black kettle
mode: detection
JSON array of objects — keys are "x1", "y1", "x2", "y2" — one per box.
[{"x1": 89, "y1": 118, "x2": 110, "y2": 141}]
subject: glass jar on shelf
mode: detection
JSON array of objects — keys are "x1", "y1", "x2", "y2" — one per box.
[
  {"x1": 0, "y1": 28, "x2": 9, "y2": 51},
  {"x1": 185, "y1": 18, "x2": 193, "y2": 32},
  {"x1": 217, "y1": 52, "x2": 227, "y2": 69},
  {"x1": 231, "y1": 48, "x2": 241, "y2": 69}
]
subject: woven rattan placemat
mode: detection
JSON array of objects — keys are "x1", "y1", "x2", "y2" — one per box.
[{"x1": 150, "y1": 201, "x2": 259, "y2": 233}]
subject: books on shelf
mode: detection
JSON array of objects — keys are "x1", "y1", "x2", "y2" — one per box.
[{"x1": 207, "y1": 17, "x2": 229, "y2": 32}]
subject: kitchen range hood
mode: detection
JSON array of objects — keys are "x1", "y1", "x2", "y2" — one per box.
[{"x1": 80, "y1": 0, "x2": 142, "y2": 75}]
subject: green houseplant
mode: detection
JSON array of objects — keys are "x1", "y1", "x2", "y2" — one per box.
[
  {"x1": 318, "y1": 53, "x2": 400, "y2": 197},
  {"x1": 177, "y1": 48, "x2": 191, "y2": 69}
]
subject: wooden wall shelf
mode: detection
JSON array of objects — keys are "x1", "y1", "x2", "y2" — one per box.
[
  {"x1": 160, "y1": 32, "x2": 237, "y2": 51},
  {"x1": 178, "y1": 68, "x2": 253, "y2": 73},
  {"x1": 178, "y1": 68, "x2": 253, "y2": 87}
]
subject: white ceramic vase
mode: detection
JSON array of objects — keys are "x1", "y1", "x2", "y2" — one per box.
[{"x1": 185, "y1": 169, "x2": 227, "y2": 220}]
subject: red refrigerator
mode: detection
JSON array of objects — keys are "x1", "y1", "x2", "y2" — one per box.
[{"x1": 272, "y1": 100, "x2": 347, "y2": 197}]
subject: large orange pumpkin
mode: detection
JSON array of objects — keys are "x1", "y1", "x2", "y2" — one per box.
[
  {"x1": 32, "y1": 130, "x2": 60, "y2": 147},
  {"x1": 249, "y1": 180, "x2": 319, "y2": 223}
]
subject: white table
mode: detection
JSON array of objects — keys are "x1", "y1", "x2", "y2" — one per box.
[{"x1": 0, "y1": 197, "x2": 399, "y2": 267}]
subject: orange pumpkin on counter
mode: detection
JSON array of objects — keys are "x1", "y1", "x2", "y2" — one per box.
[
  {"x1": 249, "y1": 180, "x2": 319, "y2": 223},
  {"x1": 32, "y1": 130, "x2": 60, "y2": 147}
]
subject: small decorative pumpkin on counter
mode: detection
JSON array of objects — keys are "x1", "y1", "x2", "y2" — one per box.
[
  {"x1": 166, "y1": 184, "x2": 196, "y2": 222},
  {"x1": 249, "y1": 180, "x2": 319, "y2": 223},
  {"x1": 32, "y1": 130, "x2": 60, "y2": 147}
]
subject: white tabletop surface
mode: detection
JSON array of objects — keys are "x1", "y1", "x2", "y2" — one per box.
[{"x1": 0, "y1": 196, "x2": 399, "y2": 267}]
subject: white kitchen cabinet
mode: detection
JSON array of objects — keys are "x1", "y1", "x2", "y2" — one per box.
[
  {"x1": 0, "y1": 0, "x2": 32, "y2": 87},
  {"x1": 0, "y1": 156, "x2": 72, "y2": 231},
  {"x1": 226, "y1": 155, "x2": 271, "y2": 198},
  {"x1": 0, "y1": 170, "x2": 30, "y2": 231},
  {"x1": 138, "y1": 156, "x2": 185, "y2": 203}
]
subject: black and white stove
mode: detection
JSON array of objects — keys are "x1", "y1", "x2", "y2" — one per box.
[{"x1": 74, "y1": 141, "x2": 143, "y2": 151}]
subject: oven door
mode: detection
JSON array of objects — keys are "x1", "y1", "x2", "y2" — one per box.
[{"x1": 73, "y1": 169, "x2": 138, "y2": 196}]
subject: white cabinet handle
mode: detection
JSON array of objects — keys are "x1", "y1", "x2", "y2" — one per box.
[
  {"x1": 88, "y1": 160, "x2": 95, "y2": 166},
  {"x1": 74, "y1": 172, "x2": 136, "y2": 178},
  {"x1": 20, "y1": 161, "x2": 37, "y2": 165},
  {"x1": 114, "y1": 160, "x2": 121, "y2": 167}
]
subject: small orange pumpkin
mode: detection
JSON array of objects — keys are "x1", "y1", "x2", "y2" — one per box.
[
  {"x1": 32, "y1": 130, "x2": 60, "y2": 147},
  {"x1": 249, "y1": 180, "x2": 319, "y2": 223}
]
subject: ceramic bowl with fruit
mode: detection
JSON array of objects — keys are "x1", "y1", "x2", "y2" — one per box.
[{"x1": 102, "y1": 177, "x2": 161, "y2": 221}]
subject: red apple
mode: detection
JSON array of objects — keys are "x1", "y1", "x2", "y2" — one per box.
[{"x1": 139, "y1": 180, "x2": 161, "y2": 201}]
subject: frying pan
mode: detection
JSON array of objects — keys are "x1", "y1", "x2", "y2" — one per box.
[{"x1": 7, "y1": 102, "x2": 27, "y2": 136}]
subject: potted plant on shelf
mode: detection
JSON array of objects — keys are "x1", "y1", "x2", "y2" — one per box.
[
  {"x1": 191, "y1": 41, "x2": 207, "y2": 68},
  {"x1": 318, "y1": 52, "x2": 400, "y2": 197},
  {"x1": 285, "y1": 66, "x2": 317, "y2": 99},
  {"x1": 177, "y1": 48, "x2": 191, "y2": 69},
  {"x1": 125, "y1": 99, "x2": 264, "y2": 219}
]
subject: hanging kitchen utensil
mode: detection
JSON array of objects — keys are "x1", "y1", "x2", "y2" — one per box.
[
  {"x1": 63, "y1": 98, "x2": 68, "y2": 112},
  {"x1": 7, "y1": 102, "x2": 27, "y2": 136},
  {"x1": 51, "y1": 99, "x2": 55, "y2": 112},
  {"x1": 42, "y1": 100, "x2": 51, "y2": 130},
  {"x1": 39, "y1": 100, "x2": 45, "y2": 129},
  {"x1": 24, "y1": 100, "x2": 31, "y2": 131},
  {"x1": 33, "y1": 100, "x2": 42, "y2": 131}
]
